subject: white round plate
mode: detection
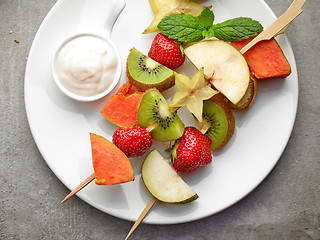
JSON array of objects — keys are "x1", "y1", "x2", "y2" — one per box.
[{"x1": 25, "y1": 0, "x2": 298, "y2": 224}]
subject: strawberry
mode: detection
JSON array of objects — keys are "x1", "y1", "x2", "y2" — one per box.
[
  {"x1": 112, "y1": 126, "x2": 152, "y2": 157},
  {"x1": 171, "y1": 126, "x2": 212, "y2": 173},
  {"x1": 148, "y1": 33, "x2": 185, "y2": 70}
]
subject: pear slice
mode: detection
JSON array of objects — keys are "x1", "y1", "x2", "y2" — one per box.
[
  {"x1": 184, "y1": 40, "x2": 250, "y2": 105},
  {"x1": 143, "y1": 0, "x2": 208, "y2": 34},
  {"x1": 142, "y1": 150, "x2": 198, "y2": 204},
  {"x1": 169, "y1": 68, "x2": 218, "y2": 122}
]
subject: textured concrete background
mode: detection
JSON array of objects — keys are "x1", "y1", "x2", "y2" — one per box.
[{"x1": 0, "y1": 0, "x2": 319, "y2": 239}]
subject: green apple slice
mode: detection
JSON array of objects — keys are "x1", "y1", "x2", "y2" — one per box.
[
  {"x1": 142, "y1": 150, "x2": 198, "y2": 203},
  {"x1": 184, "y1": 40, "x2": 250, "y2": 105}
]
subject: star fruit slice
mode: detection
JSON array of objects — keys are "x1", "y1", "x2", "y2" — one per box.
[
  {"x1": 169, "y1": 68, "x2": 218, "y2": 122},
  {"x1": 143, "y1": 0, "x2": 208, "y2": 34}
]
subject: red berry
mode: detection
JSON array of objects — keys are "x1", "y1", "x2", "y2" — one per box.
[
  {"x1": 148, "y1": 33, "x2": 185, "y2": 70},
  {"x1": 171, "y1": 126, "x2": 212, "y2": 173},
  {"x1": 112, "y1": 127, "x2": 152, "y2": 158}
]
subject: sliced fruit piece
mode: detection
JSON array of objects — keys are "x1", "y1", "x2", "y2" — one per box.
[
  {"x1": 200, "y1": 96, "x2": 235, "y2": 150},
  {"x1": 126, "y1": 48, "x2": 175, "y2": 92},
  {"x1": 229, "y1": 76, "x2": 258, "y2": 110},
  {"x1": 171, "y1": 126, "x2": 212, "y2": 173},
  {"x1": 143, "y1": 0, "x2": 208, "y2": 34},
  {"x1": 112, "y1": 126, "x2": 152, "y2": 158},
  {"x1": 148, "y1": 33, "x2": 185, "y2": 70},
  {"x1": 184, "y1": 40, "x2": 250, "y2": 105},
  {"x1": 90, "y1": 133, "x2": 134, "y2": 185},
  {"x1": 101, "y1": 82, "x2": 144, "y2": 127},
  {"x1": 169, "y1": 68, "x2": 218, "y2": 122},
  {"x1": 116, "y1": 81, "x2": 136, "y2": 95},
  {"x1": 142, "y1": 149, "x2": 198, "y2": 203},
  {"x1": 231, "y1": 36, "x2": 291, "y2": 79},
  {"x1": 137, "y1": 89, "x2": 184, "y2": 142}
]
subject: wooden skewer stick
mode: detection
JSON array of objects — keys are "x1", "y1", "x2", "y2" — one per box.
[
  {"x1": 200, "y1": 123, "x2": 211, "y2": 135},
  {"x1": 276, "y1": 0, "x2": 307, "y2": 35},
  {"x1": 240, "y1": 5, "x2": 302, "y2": 54},
  {"x1": 60, "y1": 172, "x2": 95, "y2": 204},
  {"x1": 125, "y1": 196, "x2": 157, "y2": 240},
  {"x1": 146, "y1": 123, "x2": 158, "y2": 133}
]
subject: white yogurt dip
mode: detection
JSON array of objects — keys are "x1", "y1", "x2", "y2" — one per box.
[{"x1": 54, "y1": 35, "x2": 118, "y2": 97}]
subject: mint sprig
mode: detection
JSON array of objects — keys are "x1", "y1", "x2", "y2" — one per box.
[{"x1": 157, "y1": 8, "x2": 263, "y2": 43}]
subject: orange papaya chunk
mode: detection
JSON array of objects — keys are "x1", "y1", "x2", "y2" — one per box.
[
  {"x1": 101, "y1": 82, "x2": 144, "y2": 128},
  {"x1": 116, "y1": 81, "x2": 136, "y2": 95},
  {"x1": 90, "y1": 133, "x2": 134, "y2": 185},
  {"x1": 231, "y1": 36, "x2": 291, "y2": 79}
]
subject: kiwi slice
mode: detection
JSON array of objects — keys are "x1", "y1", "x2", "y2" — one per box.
[
  {"x1": 126, "y1": 48, "x2": 175, "y2": 92},
  {"x1": 137, "y1": 89, "x2": 184, "y2": 142},
  {"x1": 201, "y1": 96, "x2": 235, "y2": 150}
]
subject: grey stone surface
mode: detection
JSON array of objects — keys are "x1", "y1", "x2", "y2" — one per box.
[{"x1": 0, "y1": 0, "x2": 319, "y2": 239}]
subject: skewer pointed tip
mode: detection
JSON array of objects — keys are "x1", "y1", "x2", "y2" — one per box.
[
  {"x1": 125, "y1": 196, "x2": 157, "y2": 240},
  {"x1": 60, "y1": 196, "x2": 69, "y2": 204},
  {"x1": 60, "y1": 172, "x2": 95, "y2": 204}
]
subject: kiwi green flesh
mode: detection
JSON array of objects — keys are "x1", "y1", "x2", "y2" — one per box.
[
  {"x1": 201, "y1": 101, "x2": 230, "y2": 150},
  {"x1": 127, "y1": 48, "x2": 175, "y2": 92},
  {"x1": 137, "y1": 89, "x2": 184, "y2": 142}
]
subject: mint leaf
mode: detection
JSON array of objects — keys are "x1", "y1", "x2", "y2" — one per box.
[
  {"x1": 158, "y1": 9, "x2": 263, "y2": 43},
  {"x1": 210, "y1": 17, "x2": 263, "y2": 42},
  {"x1": 158, "y1": 13, "x2": 204, "y2": 42},
  {"x1": 199, "y1": 7, "x2": 214, "y2": 29}
]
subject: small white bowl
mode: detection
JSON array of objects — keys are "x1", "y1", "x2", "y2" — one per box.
[
  {"x1": 52, "y1": 33, "x2": 122, "y2": 102},
  {"x1": 51, "y1": 0, "x2": 126, "y2": 102}
]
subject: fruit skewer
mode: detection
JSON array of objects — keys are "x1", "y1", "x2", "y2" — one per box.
[
  {"x1": 125, "y1": 3, "x2": 306, "y2": 238},
  {"x1": 125, "y1": 123, "x2": 223, "y2": 240},
  {"x1": 60, "y1": 133, "x2": 136, "y2": 204},
  {"x1": 124, "y1": 124, "x2": 220, "y2": 240}
]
